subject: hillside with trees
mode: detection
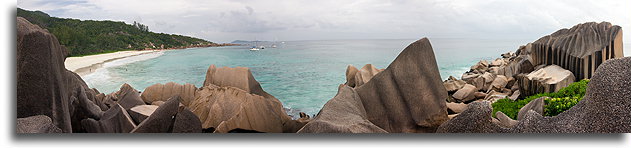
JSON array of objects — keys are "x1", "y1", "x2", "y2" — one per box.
[{"x1": 17, "y1": 8, "x2": 218, "y2": 57}]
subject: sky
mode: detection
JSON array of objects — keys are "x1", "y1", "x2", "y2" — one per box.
[{"x1": 17, "y1": 0, "x2": 631, "y2": 44}]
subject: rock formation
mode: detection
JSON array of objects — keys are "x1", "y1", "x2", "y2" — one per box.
[
  {"x1": 141, "y1": 82, "x2": 198, "y2": 106},
  {"x1": 437, "y1": 57, "x2": 631, "y2": 133},
  {"x1": 353, "y1": 64, "x2": 383, "y2": 87},
  {"x1": 81, "y1": 104, "x2": 137, "y2": 133},
  {"x1": 190, "y1": 65, "x2": 305, "y2": 133},
  {"x1": 529, "y1": 22, "x2": 623, "y2": 80},
  {"x1": 131, "y1": 96, "x2": 202, "y2": 133},
  {"x1": 300, "y1": 38, "x2": 449, "y2": 133},
  {"x1": 17, "y1": 17, "x2": 73, "y2": 132},
  {"x1": 297, "y1": 85, "x2": 388, "y2": 133},
  {"x1": 17, "y1": 115, "x2": 62, "y2": 133},
  {"x1": 516, "y1": 65, "x2": 575, "y2": 97}
]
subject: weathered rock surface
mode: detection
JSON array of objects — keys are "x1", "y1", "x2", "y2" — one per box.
[
  {"x1": 495, "y1": 111, "x2": 517, "y2": 128},
  {"x1": 489, "y1": 75, "x2": 508, "y2": 92},
  {"x1": 443, "y1": 77, "x2": 467, "y2": 92},
  {"x1": 81, "y1": 104, "x2": 136, "y2": 133},
  {"x1": 17, "y1": 17, "x2": 73, "y2": 132},
  {"x1": 517, "y1": 65, "x2": 575, "y2": 97},
  {"x1": 172, "y1": 109, "x2": 203, "y2": 133},
  {"x1": 353, "y1": 38, "x2": 449, "y2": 133},
  {"x1": 114, "y1": 83, "x2": 145, "y2": 110},
  {"x1": 436, "y1": 101, "x2": 503, "y2": 133},
  {"x1": 189, "y1": 86, "x2": 286, "y2": 133},
  {"x1": 438, "y1": 57, "x2": 631, "y2": 133},
  {"x1": 129, "y1": 105, "x2": 159, "y2": 124},
  {"x1": 452, "y1": 84, "x2": 477, "y2": 102},
  {"x1": 517, "y1": 97, "x2": 545, "y2": 121},
  {"x1": 353, "y1": 64, "x2": 383, "y2": 87},
  {"x1": 446, "y1": 102, "x2": 468, "y2": 114},
  {"x1": 17, "y1": 115, "x2": 62, "y2": 133},
  {"x1": 530, "y1": 22, "x2": 624, "y2": 80},
  {"x1": 192, "y1": 65, "x2": 301, "y2": 133},
  {"x1": 131, "y1": 97, "x2": 180, "y2": 133},
  {"x1": 344, "y1": 65, "x2": 359, "y2": 87},
  {"x1": 141, "y1": 82, "x2": 198, "y2": 107},
  {"x1": 297, "y1": 85, "x2": 387, "y2": 133}
]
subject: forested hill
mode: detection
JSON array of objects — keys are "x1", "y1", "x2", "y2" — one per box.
[{"x1": 17, "y1": 8, "x2": 217, "y2": 57}]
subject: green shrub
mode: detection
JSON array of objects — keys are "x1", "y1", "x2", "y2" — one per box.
[{"x1": 492, "y1": 79, "x2": 590, "y2": 119}]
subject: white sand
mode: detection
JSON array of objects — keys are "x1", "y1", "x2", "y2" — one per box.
[{"x1": 65, "y1": 50, "x2": 159, "y2": 76}]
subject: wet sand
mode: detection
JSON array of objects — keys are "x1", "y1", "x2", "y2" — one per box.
[{"x1": 64, "y1": 50, "x2": 160, "y2": 76}]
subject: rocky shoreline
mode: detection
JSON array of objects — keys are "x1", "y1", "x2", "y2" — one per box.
[{"x1": 16, "y1": 16, "x2": 630, "y2": 133}]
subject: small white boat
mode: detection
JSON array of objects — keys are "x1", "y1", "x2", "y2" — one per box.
[
  {"x1": 260, "y1": 46, "x2": 265, "y2": 49},
  {"x1": 250, "y1": 46, "x2": 260, "y2": 51}
]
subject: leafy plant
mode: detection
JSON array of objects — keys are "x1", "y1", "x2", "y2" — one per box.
[{"x1": 492, "y1": 79, "x2": 590, "y2": 119}]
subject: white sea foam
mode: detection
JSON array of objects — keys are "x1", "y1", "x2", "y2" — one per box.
[{"x1": 82, "y1": 51, "x2": 164, "y2": 93}]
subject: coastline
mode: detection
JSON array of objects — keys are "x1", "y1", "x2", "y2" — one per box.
[{"x1": 65, "y1": 50, "x2": 161, "y2": 76}]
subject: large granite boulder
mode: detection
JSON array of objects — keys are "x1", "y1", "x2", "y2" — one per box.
[
  {"x1": 452, "y1": 84, "x2": 477, "y2": 103},
  {"x1": 436, "y1": 101, "x2": 503, "y2": 133},
  {"x1": 517, "y1": 97, "x2": 545, "y2": 121},
  {"x1": 446, "y1": 102, "x2": 468, "y2": 114},
  {"x1": 353, "y1": 38, "x2": 449, "y2": 133},
  {"x1": 17, "y1": 17, "x2": 73, "y2": 132},
  {"x1": 297, "y1": 85, "x2": 387, "y2": 133},
  {"x1": 517, "y1": 65, "x2": 575, "y2": 97},
  {"x1": 353, "y1": 64, "x2": 383, "y2": 87},
  {"x1": 202, "y1": 65, "x2": 275, "y2": 99},
  {"x1": 128, "y1": 105, "x2": 159, "y2": 124},
  {"x1": 438, "y1": 57, "x2": 631, "y2": 133},
  {"x1": 495, "y1": 111, "x2": 518, "y2": 128},
  {"x1": 498, "y1": 54, "x2": 534, "y2": 77},
  {"x1": 344, "y1": 65, "x2": 359, "y2": 87},
  {"x1": 17, "y1": 115, "x2": 62, "y2": 133},
  {"x1": 443, "y1": 76, "x2": 467, "y2": 92},
  {"x1": 529, "y1": 22, "x2": 623, "y2": 80},
  {"x1": 141, "y1": 82, "x2": 198, "y2": 107},
  {"x1": 81, "y1": 104, "x2": 137, "y2": 133},
  {"x1": 131, "y1": 96, "x2": 202, "y2": 133},
  {"x1": 114, "y1": 83, "x2": 145, "y2": 110},
  {"x1": 189, "y1": 86, "x2": 286, "y2": 133},
  {"x1": 191, "y1": 65, "x2": 301, "y2": 133}
]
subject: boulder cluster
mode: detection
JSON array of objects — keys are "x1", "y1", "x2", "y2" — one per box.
[{"x1": 16, "y1": 17, "x2": 308, "y2": 133}]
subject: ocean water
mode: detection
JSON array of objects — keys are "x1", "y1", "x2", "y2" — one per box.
[{"x1": 83, "y1": 38, "x2": 534, "y2": 116}]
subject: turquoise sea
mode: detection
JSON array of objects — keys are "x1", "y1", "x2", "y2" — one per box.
[{"x1": 83, "y1": 38, "x2": 547, "y2": 116}]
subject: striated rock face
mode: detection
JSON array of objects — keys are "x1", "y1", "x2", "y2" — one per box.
[
  {"x1": 17, "y1": 115, "x2": 62, "y2": 133},
  {"x1": 300, "y1": 38, "x2": 449, "y2": 133},
  {"x1": 297, "y1": 85, "x2": 387, "y2": 133},
  {"x1": 530, "y1": 22, "x2": 623, "y2": 80},
  {"x1": 141, "y1": 82, "x2": 198, "y2": 107},
  {"x1": 17, "y1": 17, "x2": 73, "y2": 132},
  {"x1": 191, "y1": 65, "x2": 301, "y2": 133},
  {"x1": 517, "y1": 65, "x2": 575, "y2": 97},
  {"x1": 438, "y1": 57, "x2": 631, "y2": 133},
  {"x1": 354, "y1": 38, "x2": 449, "y2": 133}
]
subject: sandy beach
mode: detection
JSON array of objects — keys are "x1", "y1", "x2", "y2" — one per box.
[{"x1": 65, "y1": 50, "x2": 160, "y2": 76}]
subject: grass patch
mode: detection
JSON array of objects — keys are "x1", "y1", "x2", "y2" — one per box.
[{"x1": 492, "y1": 79, "x2": 589, "y2": 119}]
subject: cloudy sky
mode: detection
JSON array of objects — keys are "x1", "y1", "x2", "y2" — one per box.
[{"x1": 17, "y1": 0, "x2": 631, "y2": 44}]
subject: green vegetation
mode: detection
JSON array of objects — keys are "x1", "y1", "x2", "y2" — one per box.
[
  {"x1": 492, "y1": 79, "x2": 590, "y2": 119},
  {"x1": 17, "y1": 8, "x2": 214, "y2": 57}
]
